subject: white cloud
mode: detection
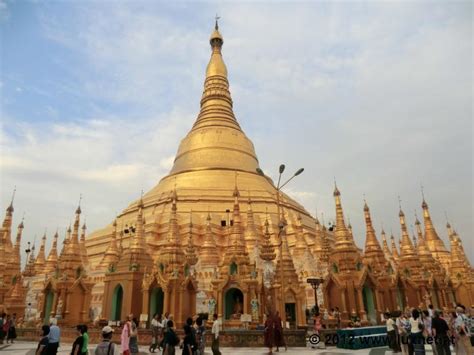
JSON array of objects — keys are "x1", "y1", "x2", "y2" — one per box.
[{"x1": 1, "y1": 1, "x2": 472, "y2": 263}]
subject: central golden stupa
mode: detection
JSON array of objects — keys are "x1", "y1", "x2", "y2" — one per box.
[{"x1": 84, "y1": 21, "x2": 322, "y2": 327}]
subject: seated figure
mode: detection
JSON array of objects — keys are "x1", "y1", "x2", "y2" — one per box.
[{"x1": 232, "y1": 296, "x2": 243, "y2": 319}]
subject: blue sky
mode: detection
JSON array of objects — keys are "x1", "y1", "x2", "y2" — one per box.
[{"x1": 1, "y1": 1, "x2": 472, "y2": 263}]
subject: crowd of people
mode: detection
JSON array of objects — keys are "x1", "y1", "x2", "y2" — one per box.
[
  {"x1": 0, "y1": 312, "x2": 17, "y2": 344},
  {"x1": 13, "y1": 303, "x2": 472, "y2": 355},
  {"x1": 31, "y1": 312, "x2": 221, "y2": 355},
  {"x1": 385, "y1": 304, "x2": 473, "y2": 355},
  {"x1": 121, "y1": 312, "x2": 220, "y2": 355}
]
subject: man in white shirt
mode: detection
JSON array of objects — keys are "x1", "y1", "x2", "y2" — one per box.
[{"x1": 211, "y1": 313, "x2": 221, "y2": 355}]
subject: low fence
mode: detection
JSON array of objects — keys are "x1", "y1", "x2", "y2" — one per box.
[{"x1": 16, "y1": 327, "x2": 307, "y2": 347}]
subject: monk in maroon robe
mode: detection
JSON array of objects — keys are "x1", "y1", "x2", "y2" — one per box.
[
  {"x1": 274, "y1": 311, "x2": 287, "y2": 351},
  {"x1": 264, "y1": 312, "x2": 275, "y2": 354}
]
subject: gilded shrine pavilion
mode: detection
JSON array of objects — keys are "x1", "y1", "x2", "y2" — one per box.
[{"x1": 1, "y1": 23, "x2": 473, "y2": 329}]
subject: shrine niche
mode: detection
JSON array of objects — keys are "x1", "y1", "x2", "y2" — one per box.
[
  {"x1": 148, "y1": 284, "x2": 164, "y2": 320},
  {"x1": 225, "y1": 287, "x2": 244, "y2": 320},
  {"x1": 110, "y1": 284, "x2": 123, "y2": 321}
]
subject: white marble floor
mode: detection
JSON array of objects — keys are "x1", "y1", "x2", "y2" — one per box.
[{"x1": 0, "y1": 341, "x2": 438, "y2": 355}]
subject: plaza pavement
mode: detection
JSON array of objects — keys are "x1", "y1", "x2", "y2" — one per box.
[{"x1": 0, "y1": 341, "x2": 439, "y2": 355}]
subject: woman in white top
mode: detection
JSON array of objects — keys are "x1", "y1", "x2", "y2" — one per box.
[
  {"x1": 149, "y1": 313, "x2": 163, "y2": 353},
  {"x1": 408, "y1": 309, "x2": 425, "y2": 355}
]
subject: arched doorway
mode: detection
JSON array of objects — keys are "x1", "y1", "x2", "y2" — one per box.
[
  {"x1": 362, "y1": 285, "x2": 376, "y2": 325},
  {"x1": 111, "y1": 284, "x2": 123, "y2": 321},
  {"x1": 224, "y1": 288, "x2": 243, "y2": 320},
  {"x1": 43, "y1": 290, "x2": 54, "y2": 325},
  {"x1": 396, "y1": 280, "x2": 406, "y2": 310},
  {"x1": 149, "y1": 287, "x2": 164, "y2": 321}
]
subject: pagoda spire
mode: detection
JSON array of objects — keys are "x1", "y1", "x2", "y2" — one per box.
[
  {"x1": 59, "y1": 202, "x2": 85, "y2": 276},
  {"x1": 260, "y1": 217, "x2": 276, "y2": 262},
  {"x1": 390, "y1": 233, "x2": 399, "y2": 263},
  {"x1": 398, "y1": 207, "x2": 415, "y2": 258},
  {"x1": 362, "y1": 200, "x2": 386, "y2": 272},
  {"x1": 131, "y1": 195, "x2": 146, "y2": 252},
  {"x1": 200, "y1": 212, "x2": 220, "y2": 268},
  {"x1": 79, "y1": 221, "x2": 89, "y2": 267},
  {"x1": 24, "y1": 243, "x2": 36, "y2": 276},
  {"x1": 381, "y1": 229, "x2": 392, "y2": 261},
  {"x1": 44, "y1": 231, "x2": 59, "y2": 274},
  {"x1": 412, "y1": 228, "x2": 418, "y2": 253},
  {"x1": 1, "y1": 190, "x2": 16, "y2": 268},
  {"x1": 397, "y1": 204, "x2": 424, "y2": 279},
  {"x1": 160, "y1": 189, "x2": 185, "y2": 274},
  {"x1": 421, "y1": 192, "x2": 450, "y2": 268},
  {"x1": 333, "y1": 183, "x2": 347, "y2": 236},
  {"x1": 185, "y1": 211, "x2": 198, "y2": 268},
  {"x1": 329, "y1": 184, "x2": 361, "y2": 273},
  {"x1": 294, "y1": 214, "x2": 308, "y2": 252},
  {"x1": 449, "y1": 231, "x2": 469, "y2": 277},
  {"x1": 11, "y1": 218, "x2": 24, "y2": 276},
  {"x1": 312, "y1": 215, "x2": 324, "y2": 259},
  {"x1": 169, "y1": 21, "x2": 259, "y2": 176},
  {"x1": 100, "y1": 219, "x2": 120, "y2": 270},
  {"x1": 244, "y1": 195, "x2": 259, "y2": 262},
  {"x1": 197, "y1": 18, "x2": 235, "y2": 131},
  {"x1": 34, "y1": 232, "x2": 47, "y2": 274},
  {"x1": 221, "y1": 186, "x2": 250, "y2": 275},
  {"x1": 227, "y1": 185, "x2": 247, "y2": 252}
]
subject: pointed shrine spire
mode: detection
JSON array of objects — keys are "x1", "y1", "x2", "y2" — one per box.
[
  {"x1": 100, "y1": 219, "x2": 120, "y2": 269},
  {"x1": 390, "y1": 233, "x2": 399, "y2": 262},
  {"x1": 419, "y1": 189, "x2": 450, "y2": 268},
  {"x1": 398, "y1": 201, "x2": 415, "y2": 257},
  {"x1": 363, "y1": 200, "x2": 385, "y2": 271},
  {"x1": 332, "y1": 183, "x2": 351, "y2": 246},
  {"x1": 260, "y1": 217, "x2": 276, "y2": 261},
  {"x1": 7, "y1": 186, "x2": 16, "y2": 213},
  {"x1": 200, "y1": 212, "x2": 220, "y2": 268},
  {"x1": 45, "y1": 231, "x2": 59, "y2": 274},
  {"x1": 34, "y1": 232, "x2": 47, "y2": 274},
  {"x1": 185, "y1": 211, "x2": 198, "y2": 267}
]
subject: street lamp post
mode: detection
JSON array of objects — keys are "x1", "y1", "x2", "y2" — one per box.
[
  {"x1": 307, "y1": 277, "x2": 324, "y2": 315},
  {"x1": 257, "y1": 165, "x2": 304, "y2": 327}
]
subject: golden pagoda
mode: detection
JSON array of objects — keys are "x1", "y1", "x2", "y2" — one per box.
[{"x1": 82, "y1": 20, "x2": 314, "y2": 327}]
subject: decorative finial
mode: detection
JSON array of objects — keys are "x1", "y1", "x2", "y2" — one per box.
[
  {"x1": 7, "y1": 186, "x2": 16, "y2": 212},
  {"x1": 215, "y1": 14, "x2": 220, "y2": 30},
  {"x1": 398, "y1": 195, "x2": 402, "y2": 210},
  {"x1": 11, "y1": 186, "x2": 16, "y2": 204},
  {"x1": 333, "y1": 177, "x2": 340, "y2": 196},
  {"x1": 420, "y1": 183, "x2": 425, "y2": 200},
  {"x1": 75, "y1": 194, "x2": 82, "y2": 214}
]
